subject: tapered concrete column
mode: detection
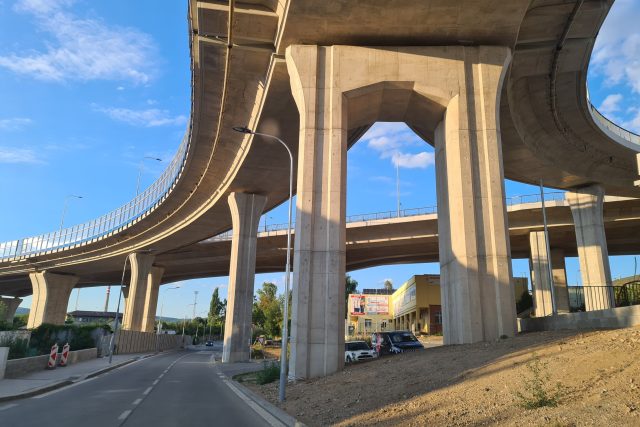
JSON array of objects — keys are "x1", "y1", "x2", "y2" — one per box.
[
  {"x1": 566, "y1": 185, "x2": 614, "y2": 310},
  {"x1": 222, "y1": 192, "x2": 267, "y2": 363},
  {"x1": 287, "y1": 45, "x2": 347, "y2": 379},
  {"x1": 27, "y1": 271, "x2": 78, "y2": 328},
  {"x1": 140, "y1": 266, "x2": 165, "y2": 333},
  {"x1": 0, "y1": 296, "x2": 23, "y2": 323},
  {"x1": 435, "y1": 46, "x2": 516, "y2": 344},
  {"x1": 529, "y1": 231, "x2": 553, "y2": 317},
  {"x1": 122, "y1": 253, "x2": 155, "y2": 331},
  {"x1": 550, "y1": 249, "x2": 570, "y2": 313}
]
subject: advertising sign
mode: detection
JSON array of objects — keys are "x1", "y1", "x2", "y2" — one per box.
[
  {"x1": 365, "y1": 295, "x2": 389, "y2": 315},
  {"x1": 349, "y1": 294, "x2": 366, "y2": 315}
]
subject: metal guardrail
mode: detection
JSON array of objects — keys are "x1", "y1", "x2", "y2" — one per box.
[
  {"x1": 586, "y1": 89, "x2": 640, "y2": 147},
  {"x1": 568, "y1": 283, "x2": 640, "y2": 312},
  {"x1": 0, "y1": 131, "x2": 190, "y2": 260},
  {"x1": 206, "y1": 191, "x2": 566, "y2": 242}
]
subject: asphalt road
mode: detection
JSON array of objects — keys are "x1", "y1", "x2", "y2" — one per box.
[{"x1": 0, "y1": 346, "x2": 271, "y2": 427}]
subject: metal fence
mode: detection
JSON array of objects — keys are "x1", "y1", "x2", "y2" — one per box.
[
  {"x1": 0, "y1": 131, "x2": 190, "y2": 260},
  {"x1": 568, "y1": 282, "x2": 640, "y2": 312},
  {"x1": 588, "y1": 101, "x2": 640, "y2": 146}
]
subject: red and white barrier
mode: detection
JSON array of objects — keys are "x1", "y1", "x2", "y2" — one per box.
[
  {"x1": 59, "y1": 343, "x2": 70, "y2": 367},
  {"x1": 47, "y1": 343, "x2": 58, "y2": 369}
]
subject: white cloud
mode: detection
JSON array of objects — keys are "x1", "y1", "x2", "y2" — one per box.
[
  {"x1": 94, "y1": 105, "x2": 187, "y2": 127},
  {"x1": 0, "y1": 117, "x2": 32, "y2": 130},
  {"x1": 623, "y1": 109, "x2": 640, "y2": 134},
  {"x1": 0, "y1": 1, "x2": 156, "y2": 84},
  {"x1": 598, "y1": 93, "x2": 623, "y2": 114},
  {"x1": 0, "y1": 146, "x2": 44, "y2": 164},
  {"x1": 391, "y1": 151, "x2": 434, "y2": 169},
  {"x1": 592, "y1": 0, "x2": 640, "y2": 93},
  {"x1": 360, "y1": 122, "x2": 433, "y2": 169}
]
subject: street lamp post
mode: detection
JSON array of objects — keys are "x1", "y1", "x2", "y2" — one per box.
[
  {"x1": 136, "y1": 156, "x2": 162, "y2": 196},
  {"x1": 232, "y1": 126, "x2": 293, "y2": 403},
  {"x1": 59, "y1": 194, "x2": 83, "y2": 236},
  {"x1": 157, "y1": 286, "x2": 180, "y2": 335}
]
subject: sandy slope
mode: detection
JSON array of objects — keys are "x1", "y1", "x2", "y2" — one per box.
[{"x1": 247, "y1": 327, "x2": 640, "y2": 426}]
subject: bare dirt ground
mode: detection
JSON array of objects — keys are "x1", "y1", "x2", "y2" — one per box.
[{"x1": 246, "y1": 327, "x2": 640, "y2": 426}]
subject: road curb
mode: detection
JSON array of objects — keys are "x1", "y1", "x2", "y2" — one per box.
[
  {"x1": 0, "y1": 353, "x2": 157, "y2": 403},
  {"x1": 219, "y1": 370, "x2": 305, "y2": 427}
]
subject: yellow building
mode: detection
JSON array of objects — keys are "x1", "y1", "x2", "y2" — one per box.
[{"x1": 347, "y1": 274, "x2": 529, "y2": 337}]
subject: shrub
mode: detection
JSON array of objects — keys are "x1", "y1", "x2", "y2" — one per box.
[
  {"x1": 255, "y1": 362, "x2": 280, "y2": 385},
  {"x1": 0, "y1": 337, "x2": 29, "y2": 360},
  {"x1": 515, "y1": 354, "x2": 563, "y2": 409}
]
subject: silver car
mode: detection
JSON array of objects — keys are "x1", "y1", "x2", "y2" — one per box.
[{"x1": 345, "y1": 340, "x2": 377, "y2": 363}]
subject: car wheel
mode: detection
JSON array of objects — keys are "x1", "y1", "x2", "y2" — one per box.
[{"x1": 346, "y1": 355, "x2": 352, "y2": 363}]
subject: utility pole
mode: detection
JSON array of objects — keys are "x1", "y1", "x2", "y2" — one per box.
[
  {"x1": 104, "y1": 285, "x2": 111, "y2": 312},
  {"x1": 192, "y1": 291, "x2": 198, "y2": 319},
  {"x1": 395, "y1": 155, "x2": 400, "y2": 217}
]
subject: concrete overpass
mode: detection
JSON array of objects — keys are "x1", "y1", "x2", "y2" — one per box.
[{"x1": 1, "y1": 1, "x2": 640, "y2": 378}]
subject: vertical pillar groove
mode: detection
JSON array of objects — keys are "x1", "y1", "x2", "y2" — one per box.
[
  {"x1": 122, "y1": 253, "x2": 155, "y2": 331},
  {"x1": 286, "y1": 45, "x2": 347, "y2": 379},
  {"x1": 223, "y1": 192, "x2": 267, "y2": 363},
  {"x1": 566, "y1": 185, "x2": 614, "y2": 310},
  {"x1": 435, "y1": 46, "x2": 516, "y2": 344},
  {"x1": 27, "y1": 271, "x2": 78, "y2": 328}
]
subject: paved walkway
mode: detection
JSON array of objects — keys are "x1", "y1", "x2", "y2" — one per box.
[{"x1": 0, "y1": 353, "x2": 154, "y2": 401}]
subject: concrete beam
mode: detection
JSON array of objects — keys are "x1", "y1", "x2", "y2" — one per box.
[
  {"x1": 27, "y1": 271, "x2": 78, "y2": 328},
  {"x1": 566, "y1": 185, "x2": 614, "y2": 310},
  {"x1": 222, "y1": 192, "x2": 267, "y2": 363},
  {"x1": 122, "y1": 253, "x2": 155, "y2": 331},
  {"x1": 0, "y1": 296, "x2": 22, "y2": 323}
]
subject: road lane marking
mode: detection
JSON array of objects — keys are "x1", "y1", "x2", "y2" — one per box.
[
  {"x1": 143, "y1": 387, "x2": 153, "y2": 395},
  {"x1": 222, "y1": 379, "x2": 286, "y2": 427},
  {"x1": 152, "y1": 380, "x2": 159, "y2": 385},
  {"x1": 118, "y1": 410, "x2": 132, "y2": 421},
  {"x1": 32, "y1": 377, "x2": 98, "y2": 399},
  {"x1": 132, "y1": 398, "x2": 142, "y2": 405},
  {"x1": 0, "y1": 403, "x2": 18, "y2": 411}
]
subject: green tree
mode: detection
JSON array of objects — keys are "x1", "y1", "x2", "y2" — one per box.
[
  {"x1": 384, "y1": 279, "x2": 393, "y2": 292},
  {"x1": 254, "y1": 282, "x2": 283, "y2": 338},
  {"x1": 345, "y1": 275, "x2": 358, "y2": 318},
  {"x1": 208, "y1": 287, "x2": 224, "y2": 325}
]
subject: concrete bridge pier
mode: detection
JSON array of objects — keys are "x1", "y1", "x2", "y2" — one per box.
[
  {"x1": 222, "y1": 192, "x2": 267, "y2": 363},
  {"x1": 122, "y1": 253, "x2": 158, "y2": 331},
  {"x1": 140, "y1": 266, "x2": 165, "y2": 333},
  {"x1": 434, "y1": 47, "x2": 517, "y2": 345},
  {"x1": 27, "y1": 271, "x2": 78, "y2": 328},
  {"x1": 0, "y1": 296, "x2": 23, "y2": 323},
  {"x1": 566, "y1": 185, "x2": 614, "y2": 310},
  {"x1": 529, "y1": 232, "x2": 570, "y2": 316}
]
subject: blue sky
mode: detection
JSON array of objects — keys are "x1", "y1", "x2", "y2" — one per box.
[{"x1": 0, "y1": 0, "x2": 638, "y2": 318}]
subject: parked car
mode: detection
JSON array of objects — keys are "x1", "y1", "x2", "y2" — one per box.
[
  {"x1": 371, "y1": 331, "x2": 424, "y2": 355},
  {"x1": 345, "y1": 340, "x2": 377, "y2": 363},
  {"x1": 205, "y1": 340, "x2": 214, "y2": 347}
]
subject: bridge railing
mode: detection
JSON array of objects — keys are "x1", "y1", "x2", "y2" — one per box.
[
  {"x1": 586, "y1": 91, "x2": 640, "y2": 147},
  {"x1": 207, "y1": 191, "x2": 566, "y2": 242},
  {"x1": 0, "y1": 131, "x2": 190, "y2": 260}
]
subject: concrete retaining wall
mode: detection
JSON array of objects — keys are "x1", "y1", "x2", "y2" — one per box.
[
  {"x1": 0, "y1": 330, "x2": 31, "y2": 343},
  {"x1": 4, "y1": 347, "x2": 97, "y2": 379},
  {"x1": 518, "y1": 305, "x2": 640, "y2": 332}
]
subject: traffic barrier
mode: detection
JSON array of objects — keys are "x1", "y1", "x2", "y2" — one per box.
[
  {"x1": 59, "y1": 343, "x2": 70, "y2": 367},
  {"x1": 47, "y1": 343, "x2": 58, "y2": 369}
]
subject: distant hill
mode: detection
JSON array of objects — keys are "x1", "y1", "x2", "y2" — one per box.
[{"x1": 16, "y1": 307, "x2": 29, "y2": 315}]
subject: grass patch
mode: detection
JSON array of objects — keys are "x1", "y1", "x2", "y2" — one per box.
[
  {"x1": 234, "y1": 362, "x2": 281, "y2": 385},
  {"x1": 515, "y1": 353, "x2": 564, "y2": 409}
]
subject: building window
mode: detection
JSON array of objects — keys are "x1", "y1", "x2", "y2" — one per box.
[
  {"x1": 434, "y1": 311, "x2": 442, "y2": 325},
  {"x1": 380, "y1": 321, "x2": 387, "y2": 329},
  {"x1": 364, "y1": 319, "x2": 372, "y2": 329}
]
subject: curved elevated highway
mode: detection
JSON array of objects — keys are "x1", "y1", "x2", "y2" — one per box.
[{"x1": 1, "y1": 0, "x2": 639, "y2": 378}]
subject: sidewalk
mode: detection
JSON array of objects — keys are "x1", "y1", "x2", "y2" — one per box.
[{"x1": 0, "y1": 353, "x2": 154, "y2": 402}]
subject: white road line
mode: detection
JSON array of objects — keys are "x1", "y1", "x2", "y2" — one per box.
[
  {"x1": 32, "y1": 376, "x2": 98, "y2": 399},
  {"x1": 0, "y1": 403, "x2": 18, "y2": 411},
  {"x1": 222, "y1": 379, "x2": 286, "y2": 427},
  {"x1": 118, "y1": 410, "x2": 132, "y2": 421},
  {"x1": 152, "y1": 380, "x2": 159, "y2": 385},
  {"x1": 132, "y1": 398, "x2": 142, "y2": 405},
  {"x1": 143, "y1": 387, "x2": 153, "y2": 395}
]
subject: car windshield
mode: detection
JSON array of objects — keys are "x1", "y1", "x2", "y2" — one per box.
[
  {"x1": 346, "y1": 342, "x2": 370, "y2": 351},
  {"x1": 390, "y1": 332, "x2": 418, "y2": 343}
]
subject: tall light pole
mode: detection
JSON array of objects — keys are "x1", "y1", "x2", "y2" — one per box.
[
  {"x1": 395, "y1": 153, "x2": 401, "y2": 217},
  {"x1": 157, "y1": 286, "x2": 180, "y2": 335},
  {"x1": 192, "y1": 291, "x2": 199, "y2": 319},
  {"x1": 539, "y1": 180, "x2": 557, "y2": 315},
  {"x1": 60, "y1": 194, "x2": 83, "y2": 234},
  {"x1": 232, "y1": 126, "x2": 293, "y2": 403},
  {"x1": 136, "y1": 156, "x2": 162, "y2": 196}
]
